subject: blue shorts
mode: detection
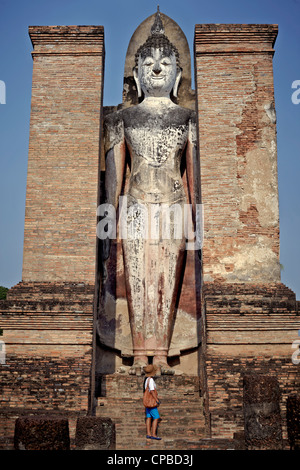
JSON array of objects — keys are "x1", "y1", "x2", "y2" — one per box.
[{"x1": 145, "y1": 407, "x2": 160, "y2": 419}]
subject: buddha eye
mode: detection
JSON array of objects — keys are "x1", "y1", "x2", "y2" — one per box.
[{"x1": 143, "y1": 58, "x2": 154, "y2": 67}]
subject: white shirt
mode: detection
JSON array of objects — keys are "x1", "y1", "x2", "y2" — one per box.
[{"x1": 145, "y1": 377, "x2": 156, "y2": 391}]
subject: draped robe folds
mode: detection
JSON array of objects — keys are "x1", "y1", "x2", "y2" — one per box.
[{"x1": 103, "y1": 101, "x2": 198, "y2": 368}]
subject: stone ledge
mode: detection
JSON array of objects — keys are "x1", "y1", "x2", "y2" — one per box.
[
  {"x1": 75, "y1": 416, "x2": 116, "y2": 450},
  {"x1": 194, "y1": 24, "x2": 278, "y2": 54},
  {"x1": 14, "y1": 415, "x2": 70, "y2": 450},
  {"x1": 29, "y1": 25, "x2": 104, "y2": 42}
]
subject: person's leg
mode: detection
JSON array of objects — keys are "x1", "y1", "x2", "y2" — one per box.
[
  {"x1": 151, "y1": 418, "x2": 159, "y2": 437},
  {"x1": 146, "y1": 417, "x2": 152, "y2": 437},
  {"x1": 150, "y1": 407, "x2": 161, "y2": 438}
]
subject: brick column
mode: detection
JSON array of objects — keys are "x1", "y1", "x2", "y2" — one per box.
[
  {"x1": 22, "y1": 26, "x2": 105, "y2": 282},
  {"x1": 194, "y1": 25, "x2": 280, "y2": 283}
]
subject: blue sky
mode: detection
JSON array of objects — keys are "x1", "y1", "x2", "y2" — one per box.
[{"x1": 0, "y1": 0, "x2": 299, "y2": 297}]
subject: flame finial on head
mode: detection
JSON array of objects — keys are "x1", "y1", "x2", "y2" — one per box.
[
  {"x1": 151, "y1": 6, "x2": 164, "y2": 35},
  {"x1": 134, "y1": 7, "x2": 180, "y2": 68}
]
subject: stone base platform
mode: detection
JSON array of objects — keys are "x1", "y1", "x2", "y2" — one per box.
[
  {"x1": 95, "y1": 375, "x2": 209, "y2": 450},
  {"x1": 202, "y1": 282, "x2": 300, "y2": 441},
  {"x1": 0, "y1": 281, "x2": 95, "y2": 449}
]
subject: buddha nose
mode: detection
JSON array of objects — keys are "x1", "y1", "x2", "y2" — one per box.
[{"x1": 153, "y1": 63, "x2": 162, "y2": 74}]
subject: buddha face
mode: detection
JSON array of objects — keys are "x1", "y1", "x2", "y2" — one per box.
[{"x1": 134, "y1": 47, "x2": 181, "y2": 99}]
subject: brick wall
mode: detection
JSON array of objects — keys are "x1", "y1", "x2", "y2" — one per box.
[
  {"x1": 194, "y1": 24, "x2": 280, "y2": 283},
  {"x1": 202, "y1": 283, "x2": 300, "y2": 439},
  {"x1": 96, "y1": 375, "x2": 208, "y2": 450},
  {"x1": 206, "y1": 353, "x2": 299, "y2": 440},
  {"x1": 22, "y1": 26, "x2": 105, "y2": 282},
  {"x1": 0, "y1": 281, "x2": 95, "y2": 449}
]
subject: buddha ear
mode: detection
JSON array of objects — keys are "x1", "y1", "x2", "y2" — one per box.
[
  {"x1": 173, "y1": 67, "x2": 182, "y2": 98},
  {"x1": 133, "y1": 67, "x2": 142, "y2": 98}
]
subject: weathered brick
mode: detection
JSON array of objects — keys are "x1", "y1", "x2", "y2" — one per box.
[
  {"x1": 22, "y1": 26, "x2": 104, "y2": 282},
  {"x1": 75, "y1": 416, "x2": 116, "y2": 450},
  {"x1": 201, "y1": 282, "x2": 300, "y2": 442},
  {"x1": 14, "y1": 415, "x2": 70, "y2": 450},
  {"x1": 194, "y1": 24, "x2": 280, "y2": 283}
]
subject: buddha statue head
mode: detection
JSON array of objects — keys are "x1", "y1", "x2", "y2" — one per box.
[{"x1": 133, "y1": 7, "x2": 182, "y2": 99}]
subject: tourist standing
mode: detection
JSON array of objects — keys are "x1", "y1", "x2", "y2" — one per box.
[{"x1": 143, "y1": 365, "x2": 162, "y2": 440}]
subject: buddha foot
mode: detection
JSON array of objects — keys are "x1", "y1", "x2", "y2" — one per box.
[
  {"x1": 129, "y1": 363, "x2": 146, "y2": 376},
  {"x1": 160, "y1": 366, "x2": 175, "y2": 375}
]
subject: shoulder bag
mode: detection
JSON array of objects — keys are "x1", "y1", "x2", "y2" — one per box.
[{"x1": 143, "y1": 377, "x2": 159, "y2": 408}]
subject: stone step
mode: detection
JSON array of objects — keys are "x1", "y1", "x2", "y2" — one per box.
[
  {"x1": 206, "y1": 310, "x2": 299, "y2": 316},
  {"x1": 0, "y1": 309, "x2": 93, "y2": 331},
  {"x1": 95, "y1": 374, "x2": 207, "y2": 450},
  {"x1": 207, "y1": 321, "x2": 300, "y2": 329},
  {"x1": 97, "y1": 403, "x2": 205, "y2": 417},
  {"x1": 205, "y1": 303, "x2": 298, "y2": 314},
  {"x1": 98, "y1": 416, "x2": 207, "y2": 449},
  {"x1": 113, "y1": 422, "x2": 206, "y2": 435},
  {"x1": 203, "y1": 283, "x2": 298, "y2": 317},
  {"x1": 97, "y1": 374, "x2": 201, "y2": 399},
  {"x1": 115, "y1": 435, "x2": 234, "y2": 451},
  {"x1": 206, "y1": 313, "x2": 299, "y2": 319},
  {"x1": 104, "y1": 415, "x2": 205, "y2": 425},
  {"x1": 0, "y1": 300, "x2": 93, "y2": 311},
  {"x1": 97, "y1": 396, "x2": 203, "y2": 404},
  {"x1": 6, "y1": 282, "x2": 95, "y2": 302},
  {"x1": 203, "y1": 282, "x2": 296, "y2": 298},
  {"x1": 0, "y1": 309, "x2": 93, "y2": 317},
  {"x1": 130, "y1": 437, "x2": 243, "y2": 450},
  {"x1": 0, "y1": 320, "x2": 93, "y2": 330},
  {"x1": 206, "y1": 314, "x2": 300, "y2": 333}
]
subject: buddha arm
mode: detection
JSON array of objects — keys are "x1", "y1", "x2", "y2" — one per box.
[
  {"x1": 185, "y1": 124, "x2": 198, "y2": 222},
  {"x1": 105, "y1": 139, "x2": 126, "y2": 210},
  {"x1": 185, "y1": 118, "x2": 201, "y2": 252}
]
